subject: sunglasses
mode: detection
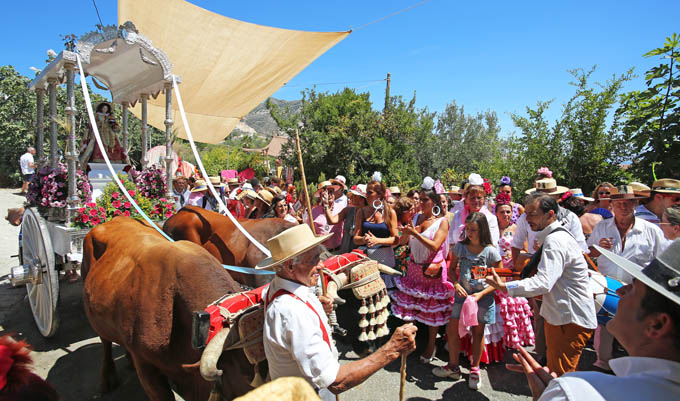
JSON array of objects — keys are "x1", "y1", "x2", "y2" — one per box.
[{"x1": 598, "y1": 191, "x2": 611, "y2": 195}]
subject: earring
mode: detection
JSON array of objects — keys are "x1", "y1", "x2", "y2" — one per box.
[{"x1": 432, "y1": 205, "x2": 441, "y2": 216}]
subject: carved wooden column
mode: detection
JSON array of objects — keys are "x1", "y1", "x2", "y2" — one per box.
[
  {"x1": 122, "y1": 101, "x2": 129, "y2": 163},
  {"x1": 164, "y1": 83, "x2": 174, "y2": 199},
  {"x1": 141, "y1": 93, "x2": 148, "y2": 168},
  {"x1": 35, "y1": 87, "x2": 45, "y2": 165},
  {"x1": 48, "y1": 78, "x2": 58, "y2": 168},
  {"x1": 64, "y1": 63, "x2": 80, "y2": 222}
]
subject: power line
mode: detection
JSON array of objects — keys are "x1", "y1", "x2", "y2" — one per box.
[
  {"x1": 91, "y1": 0, "x2": 106, "y2": 37},
  {"x1": 352, "y1": 0, "x2": 432, "y2": 31}
]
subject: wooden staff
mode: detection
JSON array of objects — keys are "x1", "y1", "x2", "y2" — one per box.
[
  {"x1": 295, "y1": 128, "x2": 316, "y2": 236},
  {"x1": 399, "y1": 354, "x2": 406, "y2": 401},
  {"x1": 295, "y1": 128, "x2": 336, "y2": 401}
]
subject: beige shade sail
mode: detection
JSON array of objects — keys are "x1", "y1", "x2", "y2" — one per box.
[{"x1": 119, "y1": 0, "x2": 350, "y2": 144}]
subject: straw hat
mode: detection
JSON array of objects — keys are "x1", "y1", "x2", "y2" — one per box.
[
  {"x1": 255, "y1": 224, "x2": 332, "y2": 269},
  {"x1": 257, "y1": 189, "x2": 274, "y2": 206},
  {"x1": 595, "y1": 239, "x2": 680, "y2": 307},
  {"x1": 236, "y1": 188, "x2": 261, "y2": 200},
  {"x1": 313, "y1": 180, "x2": 340, "y2": 198},
  {"x1": 448, "y1": 185, "x2": 461, "y2": 194},
  {"x1": 330, "y1": 175, "x2": 347, "y2": 189},
  {"x1": 610, "y1": 185, "x2": 648, "y2": 200},
  {"x1": 349, "y1": 184, "x2": 367, "y2": 198},
  {"x1": 209, "y1": 176, "x2": 225, "y2": 188},
  {"x1": 233, "y1": 377, "x2": 320, "y2": 401},
  {"x1": 651, "y1": 178, "x2": 680, "y2": 194},
  {"x1": 568, "y1": 188, "x2": 595, "y2": 202},
  {"x1": 191, "y1": 180, "x2": 209, "y2": 192},
  {"x1": 266, "y1": 186, "x2": 282, "y2": 196},
  {"x1": 388, "y1": 186, "x2": 401, "y2": 195},
  {"x1": 227, "y1": 177, "x2": 240, "y2": 185},
  {"x1": 525, "y1": 178, "x2": 569, "y2": 195},
  {"x1": 628, "y1": 182, "x2": 651, "y2": 197}
]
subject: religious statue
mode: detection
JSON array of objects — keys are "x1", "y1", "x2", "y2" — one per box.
[{"x1": 79, "y1": 102, "x2": 129, "y2": 167}]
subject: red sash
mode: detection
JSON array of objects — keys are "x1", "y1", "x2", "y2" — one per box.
[{"x1": 265, "y1": 289, "x2": 332, "y2": 349}]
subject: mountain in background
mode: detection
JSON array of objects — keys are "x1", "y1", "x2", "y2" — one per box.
[{"x1": 228, "y1": 97, "x2": 301, "y2": 142}]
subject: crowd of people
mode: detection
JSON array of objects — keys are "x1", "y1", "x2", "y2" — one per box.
[{"x1": 170, "y1": 167, "x2": 679, "y2": 400}]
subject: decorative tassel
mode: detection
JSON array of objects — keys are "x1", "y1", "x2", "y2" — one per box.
[
  {"x1": 369, "y1": 312, "x2": 377, "y2": 326},
  {"x1": 367, "y1": 328, "x2": 376, "y2": 341},
  {"x1": 208, "y1": 382, "x2": 223, "y2": 401},
  {"x1": 359, "y1": 317, "x2": 369, "y2": 328},
  {"x1": 378, "y1": 324, "x2": 389, "y2": 337},
  {"x1": 377, "y1": 313, "x2": 386, "y2": 325},
  {"x1": 358, "y1": 298, "x2": 368, "y2": 315},
  {"x1": 368, "y1": 297, "x2": 376, "y2": 314},
  {"x1": 358, "y1": 328, "x2": 368, "y2": 342}
]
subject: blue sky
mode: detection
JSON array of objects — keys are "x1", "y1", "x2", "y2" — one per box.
[{"x1": 2, "y1": 0, "x2": 678, "y2": 136}]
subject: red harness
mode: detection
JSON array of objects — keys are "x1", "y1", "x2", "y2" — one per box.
[{"x1": 265, "y1": 288, "x2": 331, "y2": 349}]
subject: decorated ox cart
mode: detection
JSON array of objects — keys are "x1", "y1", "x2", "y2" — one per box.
[{"x1": 11, "y1": 22, "x2": 178, "y2": 337}]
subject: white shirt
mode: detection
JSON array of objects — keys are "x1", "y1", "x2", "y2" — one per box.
[
  {"x1": 263, "y1": 276, "x2": 340, "y2": 393},
  {"x1": 173, "y1": 189, "x2": 192, "y2": 211},
  {"x1": 20, "y1": 152, "x2": 35, "y2": 174},
  {"x1": 450, "y1": 206, "x2": 500, "y2": 251},
  {"x1": 512, "y1": 207, "x2": 588, "y2": 255},
  {"x1": 587, "y1": 217, "x2": 666, "y2": 284},
  {"x1": 539, "y1": 356, "x2": 680, "y2": 401},
  {"x1": 506, "y1": 221, "x2": 597, "y2": 329}
]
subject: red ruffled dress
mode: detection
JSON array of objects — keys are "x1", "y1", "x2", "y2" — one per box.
[{"x1": 391, "y1": 218, "x2": 454, "y2": 326}]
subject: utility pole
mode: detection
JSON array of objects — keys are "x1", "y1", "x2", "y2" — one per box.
[{"x1": 384, "y1": 72, "x2": 391, "y2": 116}]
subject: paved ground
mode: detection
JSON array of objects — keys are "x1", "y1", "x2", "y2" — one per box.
[{"x1": 0, "y1": 187, "x2": 598, "y2": 400}]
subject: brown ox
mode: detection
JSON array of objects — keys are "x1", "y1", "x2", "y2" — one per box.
[
  {"x1": 82, "y1": 217, "x2": 253, "y2": 401},
  {"x1": 162, "y1": 206, "x2": 296, "y2": 288}
]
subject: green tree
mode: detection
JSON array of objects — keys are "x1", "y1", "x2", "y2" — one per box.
[
  {"x1": 618, "y1": 33, "x2": 680, "y2": 181},
  {"x1": 0, "y1": 65, "x2": 36, "y2": 185},
  {"x1": 508, "y1": 67, "x2": 633, "y2": 196}
]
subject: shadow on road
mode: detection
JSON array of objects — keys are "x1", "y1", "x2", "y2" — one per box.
[
  {"x1": 1, "y1": 280, "x2": 97, "y2": 352},
  {"x1": 46, "y1": 341, "x2": 149, "y2": 400}
]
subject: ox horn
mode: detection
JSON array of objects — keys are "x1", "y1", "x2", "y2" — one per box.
[
  {"x1": 377, "y1": 263, "x2": 401, "y2": 276},
  {"x1": 199, "y1": 327, "x2": 230, "y2": 382}
]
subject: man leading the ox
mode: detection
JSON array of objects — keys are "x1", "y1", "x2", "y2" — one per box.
[
  {"x1": 587, "y1": 185, "x2": 667, "y2": 372},
  {"x1": 257, "y1": 224, "x2": 417, "y2": 400},
  {"x1": 505, "y1": 240, "x2": 680, "y2": 401},
  {"x1": 486, "y1": 192, "x2": 597, "y2": 376}
]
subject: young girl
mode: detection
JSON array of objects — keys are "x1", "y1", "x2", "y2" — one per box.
[{"x1": 432, "y1": 212, "x2": 501, "y2": 390}]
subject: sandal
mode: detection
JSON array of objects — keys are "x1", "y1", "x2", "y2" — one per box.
[{"x1": 419, "y1": 346, "x2": 436, "y2": 364}]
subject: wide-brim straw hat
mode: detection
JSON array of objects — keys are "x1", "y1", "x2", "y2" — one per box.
[
  {"x1": 330, "y1": 175, "x2": 347, "y2": 189},
  {"x1": 569, "y1": 188, "x2": 595, "y2": 202},
  {"x1": 594, "y1": 239, "x2": 680, "y2": 307},
  {"x1": 257, "y1": 189, "x2": 274, "y2": 206},
  {"x1": 266, "y1": 186, "x2": 282, "y2": 196},
  {"x1": 651, "y1": 178, "x2": 680, "y2": 194},
  {"x1": 448, "y1": 185, "x2": 462, "y2": 194},
  {"x1": 628, "y1": 181, "x2": 651, "y2": 197},
  {"x1": 349, "y1": 184, "x2": 367, "y2": 198},
  {"x1": 255, "y1": 224, "x2": 332, "y2": 269},
  {"x1": 313, "y1": 180, "x2": 341, "y2": 198},
  {"x1": 227, "y1": 177, "x2": 240, "y2": 185},
  {"x1": 191, "y1": 180, "x2": 208, "y2": 192},
  {"x1": 237, "y1": 189, "x2": 260, "y2": 202},
  {"x1": 610, "y1": 185, "x2": 648, "y2": 200},
  {"x1": 208, "y1": 176, "x2": 225, "y2": 188},
  {"x1": 388, "y1": 186, "x2": 401, "y2": 195},
  {"x1": 525, "y1": 178, "x2": 569, "y2": 195}
]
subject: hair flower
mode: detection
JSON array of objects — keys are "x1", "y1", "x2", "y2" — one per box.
[{"x1": 422, "y1": 176, "x2": 435, "y2": 190}]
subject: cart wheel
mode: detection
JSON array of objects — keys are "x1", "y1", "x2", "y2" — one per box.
[{"x1": 21, "y1": 208, "x2": 59, "y2": 337}]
